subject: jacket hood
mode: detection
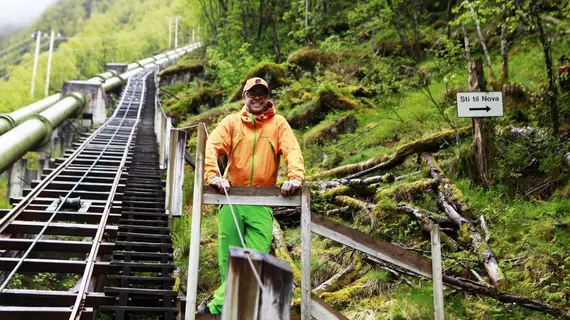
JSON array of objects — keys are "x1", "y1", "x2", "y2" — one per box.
[{"x1": 240, "y1": 101, "x2": 276, "y2": 123}]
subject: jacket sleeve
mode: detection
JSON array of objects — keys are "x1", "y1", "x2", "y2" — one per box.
[
  {"x1": 278, "y1": 118, "x2": 305, "y2": 181},
  {"x1": 204, "y1": 116, "x2": 233, "y2": 184}
]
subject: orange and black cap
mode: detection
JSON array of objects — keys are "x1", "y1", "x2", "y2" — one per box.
[{"x1": 243, "y1": 77, "x2": 269, "y2": 94}]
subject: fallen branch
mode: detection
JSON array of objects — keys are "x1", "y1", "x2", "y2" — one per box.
[
  {"x1": 326, "y1": 206, "x2": 352, "y2": 217},
  {"x1": 335, "y1": 196, "x2": 376, "y2": 228},
  {"x1": 442, "y1": 275, "x2": 570, "y2": 319},
  {"x1": 423, "y1": 153, "x2": 505, "y2": 287},
  {"x1": 480, "y1": 215, "x2": 490, "y2": 242},
  {"x1": 396, "y1": 204, "x2": 459, "y2": 251},
  {"x1": 316, "y1": 173, "x2": 396, "y2": 191},
  {"x1": 319, "y1": 184, "x2": 378, "y2": 198},
  {"x1": 272, "y1": 220, "x2": 301, "y2": 285},
  {"x1": 308, "y1": 155, "x2": 389, "y2": 180},
  {"x1": 367, "y1": 257, "x2": 570, "y2": 319},
  {"x1": 313, "y1": 260, "x2": 356, "y2": 294},
  {"x1": 365, "y1": 256, "x2": 417, "y2": 287},
  {"x1": 310, "y1": 126, "x2": 471, "y2": 181}
]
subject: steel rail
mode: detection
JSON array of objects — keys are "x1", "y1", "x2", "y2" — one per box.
[
  {"x1": 70, "y1": 69, "x2": 154, "y2": 319},
  {"x1": 0, "y1": 76, "x2": 133, "y2": 234},
  {"x1": 0, "y1": 77, "x2": 142, "y2": 292}
]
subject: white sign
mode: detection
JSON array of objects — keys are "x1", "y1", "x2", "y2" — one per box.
[{"x1": 456, "y1": 92, "x2": 503, "y2": 118}]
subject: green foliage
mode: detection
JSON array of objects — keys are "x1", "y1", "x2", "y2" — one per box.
[
  {"x1": 0, "y1": 0, "x2": 188, "y2": 112},
  {"x1": 494, "y1": 130, "x2": 569, "y2": 195},
  {"x1": 0, "y1": 178, "x2": 9, "y2": 209},
  {"x1": 205, "y1": 44, "x2": 273, "y2": 97}
]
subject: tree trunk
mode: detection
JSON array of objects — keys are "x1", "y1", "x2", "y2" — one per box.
[
  {"x1": 469, "y1": 58, "x2": 495, "y2": 187},
  {"x1": 465, "y1": 0, "x2": 496, "y2": 84},
  {"x1": 461, "y1": 22, "x2": 472, "y2": 73},
  {"x1": 268, "y1": 0, "x2": 281, "y2": 62},
  {"x1": 412, "y1": 0, "x2": 422, "y2": 60},
  {"x1": 533, "y1": 7, "x2": 559, "y2": 135},
  {"x1": 500, "y1": 18, "x2": 509, "y2": 83},
  {"x1": 241, "y1": 0, "x2": 247, "y2": 42},
  {"x1": 446, "y1": 0, "x2": 454, "y2": 39},
  {"x1": 257, "y1": 0, "x2": 265, "y2": 41},
  {"x1": 386, "y1": 0, "x2": 411, "y2": 56}
]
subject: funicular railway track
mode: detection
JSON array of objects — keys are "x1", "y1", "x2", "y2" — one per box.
[{"x1": 0, "y1": 68, "x2": 177, "y2": 319}]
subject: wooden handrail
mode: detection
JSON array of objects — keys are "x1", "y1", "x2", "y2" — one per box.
[{"x1": 203, "y1": 186, "x2": 301, "y2": 207}]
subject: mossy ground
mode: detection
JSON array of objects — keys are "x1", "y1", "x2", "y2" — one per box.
[{"x1": 166, "y1": 29, "x2": 570, "y2": 314}]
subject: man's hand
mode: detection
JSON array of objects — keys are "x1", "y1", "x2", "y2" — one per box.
[
  {"x1": 210, "y1": 177, "x2": 230, "y2": 194},
  {"x1": 281, "y1": 177, "x2": 302, "y2": 197}
]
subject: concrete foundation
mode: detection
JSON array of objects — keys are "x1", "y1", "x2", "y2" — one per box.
[
  {"x1": 7, "y1": 158, "x2": 26, "y2": 200},
  {"x1": 62, "y1": 80, "x2": 108, "y2": 127}
]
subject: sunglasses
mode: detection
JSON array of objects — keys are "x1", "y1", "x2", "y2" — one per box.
[{"x1": 245, "y1": 91, "x2": 268, "y2": 99}]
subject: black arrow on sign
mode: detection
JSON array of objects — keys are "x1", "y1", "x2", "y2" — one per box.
[{"x1": 469, "y1": 106, "x2": 491, "y2": 112}]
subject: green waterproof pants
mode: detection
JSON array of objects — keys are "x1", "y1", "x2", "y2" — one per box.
[{"x1": 207, "y1": 204, "x2": 273, "y2": 314}]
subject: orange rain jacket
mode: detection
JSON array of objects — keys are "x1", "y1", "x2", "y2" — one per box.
[{"x1": 205, "y1": 101, "x2": 305, "y2": 187}]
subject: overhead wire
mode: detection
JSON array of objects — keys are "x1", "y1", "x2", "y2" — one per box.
[
  {"x1": 0, "y1": 39, "x2": 50, "y2": 70},
  {"x1": 0, "y1": 37, "x2": 34, "y2": 56},
  {"x1": 55, "y1": 31, "x2": 168, "y2": 52}
]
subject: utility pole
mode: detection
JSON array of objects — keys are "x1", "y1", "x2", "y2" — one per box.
[
  {"x1": 168, "y1": 17, "x2": 172, "y2": 48},
  {"x1": 44, "y1": 30, "x2": 55, "y2": 97},
  {"x1": 174, "y1": 16, "x2": 180, "y2": 48},
  {"x1": 30, "y1": 31, "x2": 42, "y2": 98}
]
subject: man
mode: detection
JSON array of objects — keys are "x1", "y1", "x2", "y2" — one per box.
[{"x1": 197, "y1": 77, "x2": 305, "y2": 315}]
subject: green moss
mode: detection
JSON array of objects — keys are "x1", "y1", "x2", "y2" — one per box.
[{"x1": 287, "y1": 47, "x2": 336, "y2": 71}]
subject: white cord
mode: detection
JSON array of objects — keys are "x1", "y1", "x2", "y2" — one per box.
[{"x1": 202, "y1": 122, "x2": 266, "y2": 292}]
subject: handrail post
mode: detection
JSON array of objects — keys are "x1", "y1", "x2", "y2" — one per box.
[
  {"x1": 301, "y1": 184, "x2": 311, "y2": 320},
  {"x1": 185, "y1": 123, "x2": 206, "y2": 319},
  {"x1": 431, "y1": 224, "x2": 444, "y2": 320}
]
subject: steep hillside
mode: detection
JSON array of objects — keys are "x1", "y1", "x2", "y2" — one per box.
[
  {"x1": 0, "y1": 0, "x2": 198, "y2": 112},
  {"x1": 164, "y1": 0, "x2": 570, "y2": 318}
]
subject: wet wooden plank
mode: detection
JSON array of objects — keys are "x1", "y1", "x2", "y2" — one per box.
[
  {"x1": 311, "y1": 213, "x2": 433, "y2": 278},
  {"x1": 203, "y1": 186, "x2": 301, "y2": 207}
]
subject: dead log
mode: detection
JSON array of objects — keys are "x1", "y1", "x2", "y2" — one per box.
[
  {"x1": 396, "y1": 204, "x2": 459, "y2": 251},
  {"x1": 273, "y1": 208, "x2": 300, "y2": 227},
  {"x1": 366, "y1": 257, "x2": 570, "y2": 319},
  {"x1": 423, "y1": 153, "x2": 505, "y2": 287},
  {"x1": 422, "y1": 152, "x2": 470, "y2": 216},
  {"x1": 326, "y1": 206, "x2": 352, "y2": 217},
  {"x1": 309, "y1": 155, "x2": 388, "y2": 181},
  {"x1": 309, "y1": 126, "x2": 471, "y2": 180},
  {"x1": 319, "y1": 184, "x2": 378, "y2": 198},
  {"x1": 313, "y1": 260, "x2": 356, "y2": 294},
  {"x1": 442, "y1": 275, "x2": 570, "y2": 319},
  {"x1": 316, "y1": 173, "x2": 395, "y2": 191},
  {"x1": 376, "y1": 178, "x2": 439, "y2": 203},
  {"x1": 272, "y1": 220, "x2": 301, "y2": 285},
  {"x1": 335, "y1": 195, "x2": 376, "y2": 227},
  {"x1": 334, "y1": 196, "x2": 374, "y2": 211}
]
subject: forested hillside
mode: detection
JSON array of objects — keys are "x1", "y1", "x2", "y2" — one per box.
[
  {"x1": 0, "y1": 0, "x2": 198, "y2": 112},
  {"x1": 2, "y1": 0, "x2": 570, "y2": 318},
  {"x1": 162, "y1": 0, "x2": 570, "y2": 318}
]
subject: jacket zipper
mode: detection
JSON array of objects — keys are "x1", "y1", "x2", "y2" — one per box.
[{"x1": 250, "y1": 115, "x2": 257, "y2": 186}]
